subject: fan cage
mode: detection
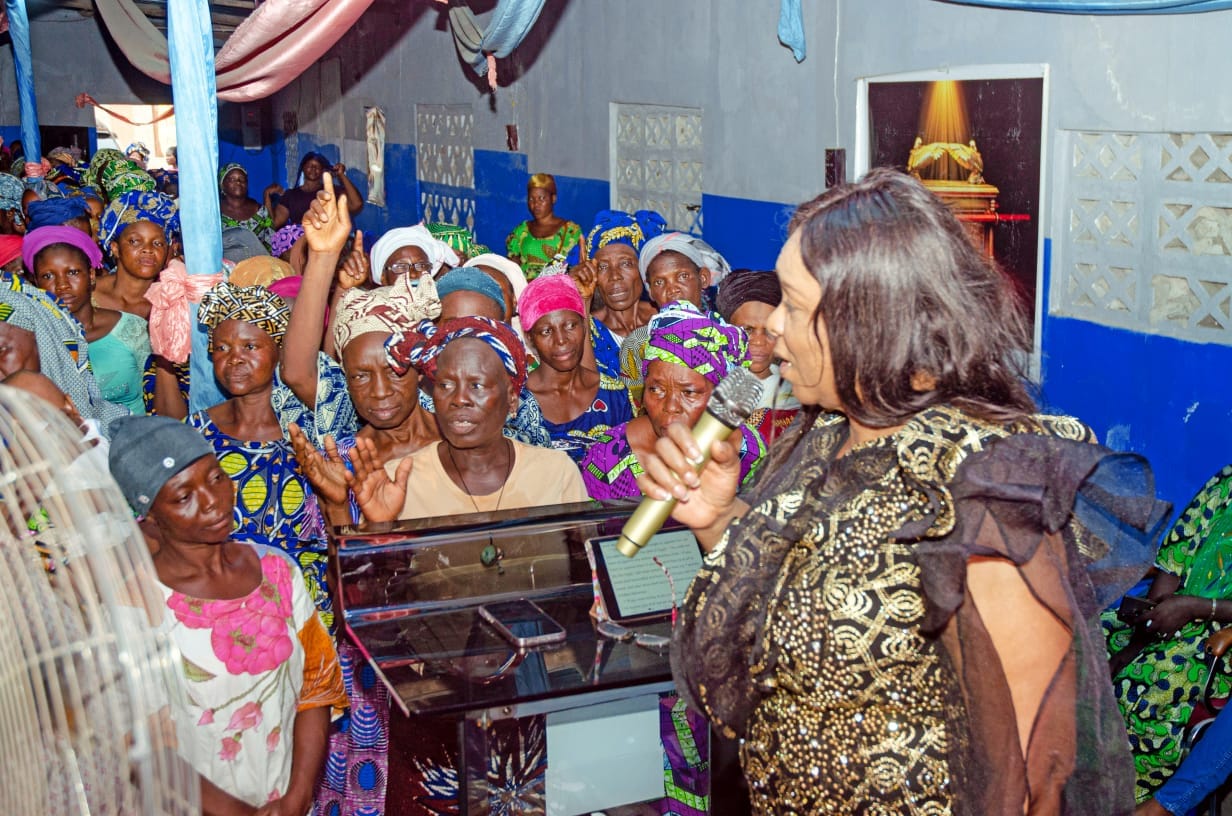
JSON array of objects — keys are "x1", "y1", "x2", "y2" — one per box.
[{"x1": 0, "y1": 388, "x2": 198, "y2": 814}]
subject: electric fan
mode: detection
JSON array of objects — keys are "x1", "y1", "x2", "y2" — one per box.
[{"x1": 0, "y1": 387, "x2": 199, "y2": 814}]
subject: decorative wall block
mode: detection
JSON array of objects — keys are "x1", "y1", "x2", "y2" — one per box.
[
  {"x1": 417, "y1": 104, "x2": 476, "y2": 229},
  {"x1": 1053, "y1": 130, "x2": 1232, "y2": 345},
  {"x1": 612, "y1": 104, "x2": 704, "y2": 235}
]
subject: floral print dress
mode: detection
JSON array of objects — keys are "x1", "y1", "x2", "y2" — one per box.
[{"x1": 157, "y1": 546, "x2": 347, "y2": 808}]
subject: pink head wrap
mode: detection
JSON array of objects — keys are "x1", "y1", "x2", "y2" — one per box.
[
  {"x1": 144, "y1": 259, "x2": 224, "y2": 363},
  {"x1": 21, "y1": 225, "x2": 104, "y2": 272},
  {"x1": 0, "y1": 235, "x2": 23, "y2": 267},
  {"x1": 517, "y1": 273, "x2": 585, "y2": 332}
]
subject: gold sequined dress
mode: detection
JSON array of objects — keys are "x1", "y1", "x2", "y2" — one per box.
[{"x1": 671, "y1": 404, "x2": 1164, "y2": 815}]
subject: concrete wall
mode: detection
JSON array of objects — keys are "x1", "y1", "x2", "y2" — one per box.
[{"x1": 12, "y1": 1, "x2": 1232, "y2": 509}]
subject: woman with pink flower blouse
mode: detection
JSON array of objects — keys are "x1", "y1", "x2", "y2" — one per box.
[{"x1": 108, "y1": 415, "x2": 347, "y2": 815}]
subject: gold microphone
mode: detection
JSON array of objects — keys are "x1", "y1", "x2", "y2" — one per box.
[{"x1": 616, "y1": 367, "x2": 764, "y2": 558}]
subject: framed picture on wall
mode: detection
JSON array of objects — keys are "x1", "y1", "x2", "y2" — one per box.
[{"x1": 855, "y1": 65, "x2": 1048, "y2": 379}]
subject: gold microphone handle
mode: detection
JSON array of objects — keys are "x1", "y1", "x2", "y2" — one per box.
[{"x1": 616, "y1": 411, "x2": 736, "y2": 557}]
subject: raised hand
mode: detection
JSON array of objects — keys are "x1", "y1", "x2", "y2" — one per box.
[
  {"x1": 346, "y1": 436, "x2": 413, "y2": 524},
  {"x1": 337, "y1": 229, "x2": 369, "y2": 290},
  {"x1": 288, "y1": 424, "x2": 350, "y2": 505},
  {"x1": 570, "y1": 259, "x2": 598, "y2": 303},
  {"x1": 302, "y1": 172, "x2": 351, "y2": 254}
]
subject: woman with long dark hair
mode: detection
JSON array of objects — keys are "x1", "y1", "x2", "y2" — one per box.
[{"x1": 638, "y1": 168, "x2": 1167, "y2": 815}]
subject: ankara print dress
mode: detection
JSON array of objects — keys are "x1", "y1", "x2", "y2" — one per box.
[{"x1": 187, "y1": 410, "x2": 334, "y2": 631}]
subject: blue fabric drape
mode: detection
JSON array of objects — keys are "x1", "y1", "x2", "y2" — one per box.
[
  {"x1": 5, "y1": 0, "x2": 40, "y2": 160},
  {"x1": 779, "y1": 0, "x2": 806, "y2": 62},
  {"x1": 933, "y1": 0, "x2": 1232, "y2": 12},
  {"x1": 167, "y1": 0, "x2": 225, "y2": 412},
  {"x1": 448, "y1": 0, "x2": 547, "y2": 75}
]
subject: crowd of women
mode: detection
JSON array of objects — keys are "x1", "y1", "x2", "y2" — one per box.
[{"x1": 0, "y1": 140, "x2": 1228, "y2": 815}]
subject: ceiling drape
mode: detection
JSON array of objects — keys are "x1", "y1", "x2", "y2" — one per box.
[{"x1": 93, "y1": 0, "x2": 376, "y2": 102}]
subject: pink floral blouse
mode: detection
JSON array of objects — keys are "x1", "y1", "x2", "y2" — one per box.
[{"x1": 158, "y1": 546, "x2": 347, "y2": 808}]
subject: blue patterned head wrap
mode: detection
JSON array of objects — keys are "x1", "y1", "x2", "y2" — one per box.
[
  {"x1": 568, "y1": 209, "x2": 668, "y2": 265},
  {"x1": 0, "y1": 173, "x2": 24, "y2": 213},
  {"x1": 98, "y1": 191, "x2": 180, "y2": 257}
]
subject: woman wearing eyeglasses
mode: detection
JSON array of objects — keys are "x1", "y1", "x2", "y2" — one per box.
[
  {"x1": 638, "y1": 169, "x2": 1167, "y2": 815},
  {"x1": 368, "y1": 224, "x2": 459, "y2": 287}
]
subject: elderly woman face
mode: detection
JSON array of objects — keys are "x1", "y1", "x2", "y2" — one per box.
[
  {"x1": 433, "y1": 338, "x2": 517, "y2": 450},
  {"x1": 149, "y1": 455, "x2": 235, "y2": 545},
  {"x1": 382, "y1": 244, "x2": 431, "y2": 287},
  {"x1": 642, "y1": 359, "x2": 713, "y2": 440},
  {"x1": 342, "y1": 332, "x2": 420, "y2": 430},
  {"x1": 211, "y1": 319, "x2": 279, "y2": 397},
  {"x1": 646, "y1": 251, "x2": 709, "y2": 309},
  {"x1": 0, "y1": 322, "x2": 38, "y2": 377},
  {"x1": 528, "y1": 309, "x2": 585, "y2": 373},
  {"x1": 593, "y1": 244, "x2": 642, "y2": 311},
  {"x1": 767, "y1": 231, "x2": 839, "y2": 411}
]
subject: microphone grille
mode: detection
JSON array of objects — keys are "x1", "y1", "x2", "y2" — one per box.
[{"x1": 708, "y1": 367, "x2": 764, "y2": 426}]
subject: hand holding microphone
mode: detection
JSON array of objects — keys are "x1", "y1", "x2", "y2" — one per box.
[{"x1": 621, "y1": 367, "x2": 763, "y2": 557}]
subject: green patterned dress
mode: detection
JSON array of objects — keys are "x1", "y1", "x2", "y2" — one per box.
[
  {"x1": 1104, "y1": 464, "x2": 1232, "y2": 801},
  {"x1": 505, "y1": 220, "x2": 581, "y2": 280}
]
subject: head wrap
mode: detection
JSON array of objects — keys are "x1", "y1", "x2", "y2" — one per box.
[
  {"x1": 333, "y1": 274, "x2": 442, "y2": 356},
  {"x1": 0, "y1": 173, "x2": 23, "y2": 213},
  {"x1": 197, "y1": 280, "x2": 291, "y2": 344},
  {"x1": 571, "y1": 209, "x2": 668, "y2": 264},
  {"x1": 436, "y1": 267, "x2": 506, "y2": 314},
  {"x1": 107, "y1": 415, "x2": 215, "y2": 516},
  {"x1": 229, "y1": 255, "x2": 293, "y2": 288},
  {"x1": 465, "y1": 253, "x2": 527, "y2": 308},
  {"x1": 91, "y1": 149, "x2": 157, "y2": 200},
  {"x1": 643, "y1": 300, "x2": 748, "y2": 387},
  {"x1": 98, "y1": 190, "x2": 180, "y2": 254},
  {"x1": 517, "y1": 273, "x2": 584, "y2": 332},
  {"x1": 270, "y1": 224, "x2": 305, "y2": 258},
  {"x1": 218, "y1": 162, "x2": 247, "y2": 186},
  {"x1": 715, "y1": 270, "x2": 782, "y2": 322},
  {"x1": 267, "y1": 275, "x2": 303, "y2": 302},
  {"x1": 0, "y1": 235, "x2": 22, "y2": 267},
  {"x1": 426, "y1": 222, "x2": 488, "y2": 260},
  {"x1": 125, "y1": 142, "x2": 151, "y2": 162},
  {"x1": 0, "y1": 284, "x2": 126, "y2": 430},
  {"x1": 22, "y1": 225, "x2": 104, "y2": 273},
  {"x1": 222, "y1": 226, "x2": 267, "y2": 264},
  {"x1": 25, "y1": 196, "x2": 91, "y2": 232},
  {"x1": 368, "y1": 225, "x2": 460, "y2": 284},
  {"x1": 47, "y1": 146, "x2": 77, "y2": 166},
  {"x1": 386, "y1": 316, "x2": 527, "y2": 393},
  {"x1": 638, "y1": 232, "x2": 732, "y2": 287}
]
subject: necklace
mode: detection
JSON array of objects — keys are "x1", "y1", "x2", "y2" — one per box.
[{"x1": 445, "y1": 438, "x2": 513, "y2": 513}]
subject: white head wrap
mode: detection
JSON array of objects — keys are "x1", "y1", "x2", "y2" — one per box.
[
  {"x1": 463, "y1": 253, "x2": 528, "y2": 308},
  {"x1": 637, "y1": 232, "x2": 732, "y2": 287},
  {"x1": 368, "y1": 225, "x2": 460, "y2": 285}
]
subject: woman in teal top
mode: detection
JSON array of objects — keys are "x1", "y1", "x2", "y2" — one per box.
[{"x1": 25, "y1": 225, "x2": 148, "y2": 414}]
